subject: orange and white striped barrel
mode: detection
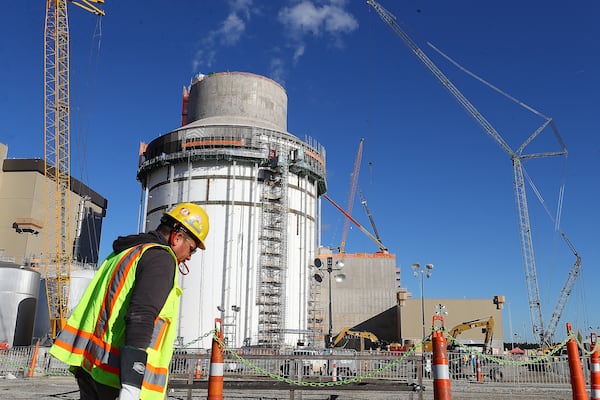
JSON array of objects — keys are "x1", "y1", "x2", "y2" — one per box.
[
  {"x1": 566, "y1": 323, "x2": 588, "y2": 400},
  {"x1": 591, "y1": 333, "x2": 599, "y2": 400},
  {"x1": 476, "y1": 356, "x2": 483, "y2": 382},
  {"x1": 207, "y1": 318, "x2": 224, "y2": 400},
  {"x1": 432, "y1": 329, "x2": 452, "y2": 400}
]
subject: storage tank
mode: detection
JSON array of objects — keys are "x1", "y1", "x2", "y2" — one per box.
[
  {"x1": 137, "y1": 72, "x2": 327, "y2": 348},
  {"x1": 0, "y1": 263, "x2": 40, "y2": 346}
]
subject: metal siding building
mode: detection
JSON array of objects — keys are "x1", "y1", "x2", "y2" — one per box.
[{"x1": 311, "y1": 250, "x2": 399, "y2": 347}]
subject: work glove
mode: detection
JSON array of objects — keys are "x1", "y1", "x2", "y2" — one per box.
[{"x1": 118, "y1": 346, "x2": 148, "y2": 400}]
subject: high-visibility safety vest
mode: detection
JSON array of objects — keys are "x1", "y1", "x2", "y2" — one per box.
[{"x1": 50, "y1": 243, "x2": 182, "y2": 400}]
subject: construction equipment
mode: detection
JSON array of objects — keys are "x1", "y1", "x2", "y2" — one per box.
[
  {"x1": 367, "y1": 0, "x2": 581, "y2": 344},
  {"x1": 332, "y1": 328, "x2": 382, "y2": 351},
  {"x1": 323, "y1": 194, "x2": 388, "y2": 253},
  {"x1": 424, "y1": 316, "x2": 495, "y2": 353},
  {"x1": 359, "y1": 190, "x2": 383, "y2": 246},
  {"x1": 43, "y1": 0, "x2": 105, "y2": 338},
  {"x1": 447, "y1": 317, "x2": 495, "y2": 354},
  {"x1": 338, "y1": 138, "x2": 364, "y2": 253}
]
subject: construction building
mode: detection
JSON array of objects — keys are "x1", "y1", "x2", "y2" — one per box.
[
  {"x1": 0, "y1": 142, "x2": 107, "y2": 345},
  {"x1": 0, "y1": 143, "x2": 107, "y2": 267},
  {"x1": 310, "y1": 248, "x2": 399, "y2": 347},
  {"x1": 137, "y1": 72, "x2": 327, "y2": 348}
]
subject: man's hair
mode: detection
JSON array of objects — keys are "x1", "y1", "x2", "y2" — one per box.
[{"x1": 157, "y1": 214, "x2": 177, "y2": 236}]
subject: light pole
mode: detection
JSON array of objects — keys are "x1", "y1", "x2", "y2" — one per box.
[
  {"x1": 412, "y1": 263, "x2": 433, "y2": 399},
  {"x1": 314, "y1": 256, "x2": 345, "y2": 348},
  {"x1": 412, "y1": 263, "x2": 434, "y2": 347}
]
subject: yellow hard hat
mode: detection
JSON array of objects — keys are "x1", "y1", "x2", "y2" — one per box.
[{"x1": 163, "y1": 202, "x2": 209, "y2": 249}]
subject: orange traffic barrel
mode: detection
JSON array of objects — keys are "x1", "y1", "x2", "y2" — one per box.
[
  {"x1": 432, "y1": 326, "x2": 451, "y2": 399},
  {"x1": 566, "y1": 323, "x2": 588, "y2": 400},
  {"x1": 207, "y1": 318, "x2": 224, "y2": 400},
  {"x1": 591, "y1": 333, "x2": 599, "y2": 400}
]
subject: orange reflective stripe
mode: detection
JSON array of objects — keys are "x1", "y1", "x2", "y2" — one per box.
[
  {"x1": 142, "y1": 363, "x2": 169, "y2": 393},
  {"x1": 96, "y1": 246, "x2": 145, "y2": 337},
  {"x1": 52, "y1": 324, "x2": 93, "y2": 354},
  {"x1": 149, "y1": 318, "x2": 168, "y2": 351}
]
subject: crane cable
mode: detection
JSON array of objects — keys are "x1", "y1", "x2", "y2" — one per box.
[{"x1": 72, "y1": 15, "x2": 104, "y2": 262}]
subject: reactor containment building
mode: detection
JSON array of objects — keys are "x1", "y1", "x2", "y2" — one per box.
[{"x1": 137, "y1": 72, "x2": 327, "y2": 348}]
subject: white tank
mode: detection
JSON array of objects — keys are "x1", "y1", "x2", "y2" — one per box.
[
  {"x1": 0, "y1": 263, "x2": 40, "y2": 346},
  {"x1": 137, "y1": 72, "x2": 327, "y2": 348}
]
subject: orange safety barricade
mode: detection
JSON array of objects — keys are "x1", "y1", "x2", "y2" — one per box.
[
  {"x1": 591, "y1": 333, "x2": 600, "y2": 400},
  {"x1": 27, "y1": 339, "x2": 40, "y2": 378},
  {"x1": 207, "y1": 318, "x2": 224, "y2": 400},
  {"x1": 566, "y1": 323, "x2": 588, "y2": 400},
  {"x1": 194, "y1": 359, "x2": 202, "y2": 379},
  {"x1": 432, "y1": 315, "x2": 451, "y2": 400},
  {"x1": 476, "y1": 355, "x2": 483, "y2": 382}
]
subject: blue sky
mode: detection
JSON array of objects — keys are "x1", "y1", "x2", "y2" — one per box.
[{"x1": 2, "y1": 0, "x2": 598, "y2": 344}]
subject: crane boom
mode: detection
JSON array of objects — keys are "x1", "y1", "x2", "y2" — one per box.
[
  {"x1": 359, "y1": 191, "x2": 383, "y2": 244},
  {"x1": 367, "y1": 0, "x2": 578, "y2": 343},
  {"x1": 339, "y1": 138, "x2": 364, "y2": 253},
  {"x1": 323, "y1": 194, "x2": 387, "y2": 252},
  {"x1": 44, "y1": 0, "x2": 104, "y2": 338}
]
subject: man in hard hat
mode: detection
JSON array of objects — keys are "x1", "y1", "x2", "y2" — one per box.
[{"x1": 50, "y1": 202, "x2": 209, "y2": 400}]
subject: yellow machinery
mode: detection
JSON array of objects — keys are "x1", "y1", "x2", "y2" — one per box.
[
  {"x1": 43, "y1": 0, "x2": 105, "y2": 338},
  {"x1": 332, "y1": 328, "x2": 382, "y2": 351},
  {"x1": 447, "y1": 316, "x2": 495, "y2": 353},
  {"x1": 423, "y1": 316, "x2": 495, "y2": 353}
]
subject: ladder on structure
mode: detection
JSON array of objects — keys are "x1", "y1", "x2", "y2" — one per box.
[
  {"x1": 307, "y1": 274, "x2": 325, "y2": 346},
  {"x1": 256, "y1": 147, "x2": 288, "y2": 346}
]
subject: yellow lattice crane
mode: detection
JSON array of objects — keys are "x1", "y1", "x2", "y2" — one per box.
[{"x1": 43, "y1": 0, "x2": 105, "y2": 339}]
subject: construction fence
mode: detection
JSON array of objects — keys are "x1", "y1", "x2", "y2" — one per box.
[{"x1": 0, "y1": 338, "x2": 593, "y2": 389}]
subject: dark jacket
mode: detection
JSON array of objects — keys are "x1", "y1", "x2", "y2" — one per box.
[{"x1": 112, "y1": 231, "x2": 176, "y2": 349}]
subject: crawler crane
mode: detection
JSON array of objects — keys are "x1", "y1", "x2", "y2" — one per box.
[{"x1": 367, "y1": 0, "x2": 581, "y2": 344}]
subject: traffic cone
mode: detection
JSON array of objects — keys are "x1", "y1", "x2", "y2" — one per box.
[
  {"x1": 207, "y1": 318, "x2": 224, "y2": 400},
  {"x1": 476, "y1": 356, "x2": 483, "y2": 382},
  {"x1": 566, "y1": 323, "x2": 588, "y2": 400},
  {"x1": 27, "y1": 339, "x2": 40, "y2": 378},
  {"x1": 591, "y1": 333, "x2": 599, "y2": 400},
  {"x1": 432, "y1": 315, "x2": 451, "y2": 400},
  {"x1": 194, "y1": 359, "x2": 202, "y2": 379},
  {"x1": 332, "y1": 362, "x2": 337, "y2": 382}
]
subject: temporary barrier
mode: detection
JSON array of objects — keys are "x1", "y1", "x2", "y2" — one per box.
[
  {"x1": 566, "y1": 322, "x2": 588, "y2": 400},
  {"x1": 591, "y1": 333, "x2": 599, "y2": 400},
  {"x1": 432, "y1": 315, "x2": 451, "y2": 400},
  {"x1": 207, "y1": 318, "x2": 224, "y2": 400},
  {"x1": 476, "y1": 355, "x2": 483, "y2": 382},
  {"x1": 26, "y1": 340, "x2": 39, "y2": 378},
  {"x1": 332, "y1": 362, "x2": 337, "y2": 382},
  {"x1": 194, "y1": 359, "x2": 202, "y2": 379}
]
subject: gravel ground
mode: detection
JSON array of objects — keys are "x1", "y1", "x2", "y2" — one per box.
[{"x1": 0, "y1": 375, "x2": 577, "y2": 400}]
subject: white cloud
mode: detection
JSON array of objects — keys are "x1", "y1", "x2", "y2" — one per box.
[
  {"x1": 220, "y1": 13, "x2": 246, "y2": 45},
  {"x1": 277, "y1": 1, "x2": 358, "y2": 62},
  {"x1": 191, "y1": 1, "x2": 358, "y2": 77},
  {"x1": 278, "y1": 1, "x2": 358, "y2": 37},
  {"x1": 192, "y1": 1, "x2": 255, "y2": 70}
]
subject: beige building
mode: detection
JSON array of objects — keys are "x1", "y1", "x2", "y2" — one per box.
[
  {"x1": 311, "y1": 248, "x2": 399, "y2": 347},
  {"x1": 0, "y1": 143, "x2": 107, "y2": 267},
  {"x1": 397, "y1": 296, "x2": 505, "y2": 353}
]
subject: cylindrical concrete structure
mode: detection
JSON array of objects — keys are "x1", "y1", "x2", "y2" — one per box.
[
  {"x1": 0, "y1": 263, "x2": 41, "y2": 346},
  {"x1": 187, "y1": 72, "x2": 288, "y2": 132},
  {"x1": 137, "y1": 72, "x2": 327, "y2": 348}
]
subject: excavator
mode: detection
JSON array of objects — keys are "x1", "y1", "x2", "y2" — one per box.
[
  {"x1": 332, "y1": 328, "x2": 383, "y2": 351},
  {"x1": 424, "y1": 316, "x2": 495, "y2": 353},
  {"x1": 447, "y1": 316, "x2": 495, "y2": 354}
]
